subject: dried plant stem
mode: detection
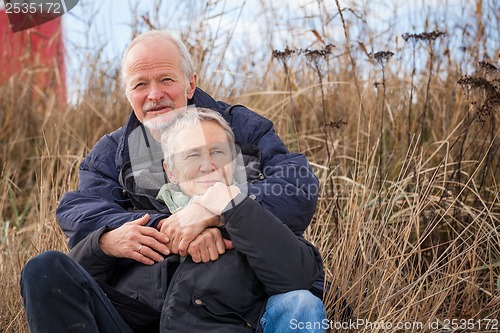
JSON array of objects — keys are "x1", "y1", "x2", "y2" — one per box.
[
  {"x1": 334, "y1": 0, "x2": 365, "y2": 116},
  {"x1": 408, "y1": 43, "x2": 417, "y2": 151}
]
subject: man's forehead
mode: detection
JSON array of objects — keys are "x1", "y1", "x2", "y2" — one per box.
[
  {"x1": 127, "y1": 38, "x2": 177, "y2": 58},
  {"x1": 124, "y1": 40, "x2": 180, "y2": 73},
  {"x1": 128, "y1": 66, "x2": 178, "y2": 80}
]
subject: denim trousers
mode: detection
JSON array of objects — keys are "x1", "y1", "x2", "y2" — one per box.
[{"x1": 20, "y1": 251, "x2": 326, "y2": 332}]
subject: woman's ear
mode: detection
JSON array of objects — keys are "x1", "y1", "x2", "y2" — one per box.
[{"x1": 163, "y1": 161, "x2": 178, "y2": 184}]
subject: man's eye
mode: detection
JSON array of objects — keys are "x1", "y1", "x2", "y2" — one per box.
[
  {"x1": 162, "y1": 78, "x2": 173, "y2": 82},
  {"x1": 133, "y1": 82, "x2": 145, "y2": 89}
]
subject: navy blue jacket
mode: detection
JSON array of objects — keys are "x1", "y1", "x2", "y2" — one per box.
[{"x1": 56, "y1": 88, "x2": 319, "y2": 248}]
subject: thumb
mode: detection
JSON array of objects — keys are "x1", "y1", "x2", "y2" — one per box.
[{"x1": 131, "y1": 214, "x2": 151, "y2": 225}]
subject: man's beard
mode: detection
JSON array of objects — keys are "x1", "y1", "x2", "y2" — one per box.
[{"x1": 142, "y1": 107, "x2": 185, "y2": 131}]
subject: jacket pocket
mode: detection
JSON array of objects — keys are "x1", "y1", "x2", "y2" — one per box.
[{"x1": 191, "y1": 288, "x2": 257, "y2": 329}]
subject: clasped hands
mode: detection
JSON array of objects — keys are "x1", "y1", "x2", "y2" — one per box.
[{"x1": 99, "y1": 183, "x2": 241, "y2": 265}]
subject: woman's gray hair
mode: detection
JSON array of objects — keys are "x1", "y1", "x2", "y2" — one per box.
[
  {"x1": 121, "y1": 30, "x2": 196, "y2": 91},
  {"x1": 160, "y1": 107, "x2": 236, "y2": 170}
]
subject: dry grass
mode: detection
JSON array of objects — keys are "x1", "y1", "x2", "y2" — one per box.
[{"x1": 1, "y1": 1, "x2": 499, "y2": 332}]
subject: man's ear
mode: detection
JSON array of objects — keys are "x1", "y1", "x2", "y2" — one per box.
[
  {"x1": 186, "y1": 73, "x2": 197, "y2": 99},
  {"x1": 163, "y1": 161, "x2": 178, "y2": 184}
]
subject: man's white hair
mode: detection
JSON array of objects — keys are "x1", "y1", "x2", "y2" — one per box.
[{"x1": 121, "y1": 30, "x2": 196, "y2": 91}]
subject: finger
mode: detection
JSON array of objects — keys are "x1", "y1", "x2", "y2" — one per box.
[
  {"x1": 199, "y1": 243, "x2": 211, "y2": 263},
  {"x1": 138, "y1": 244, "x2": 166, "y2": 263},
  {"x1": 207, "y1": 241, "x2": 220, "y2": 261},
  {"x1": 191, "y1": 250, "x2": 202, "y2": 263},
  {"x1": 177, "y1": 229, "x2": 200, "y2": 256},
  {"x1": 119, "y1": 243, "x2": 155, "y2": 265},
  {"x1": 139, "y1": 235, "x2": 170, "y2": 257},
  {"x1": 188, "y1": 242, "x2": 202, "y2": 263},
  {"x1": 130, "y1": 214, "x2": 150, "y2": 225},
  {"x1": 140, "y1": 226, "x2": 169, "y2": 245},
  {"x1": 157, "y1": 218, "x2": 165, "y2": 230},
  {"x1": 206, "y1": 228, "x2": 225, "y2": 255},
  {"x1": 161, "y1": 218, "x2": 180, "y2": 240},
  {"x1": 178, "y1": 238, "x2": 189, "y2": 257},
  {"x1": 196, "y1": 230, "x2": 219, "y2": 262},
  {"x1": 223, "y1": 239, "x2": 233, "y2": 250},
  {"x1": 168, "y1": 228, "x2": 183, "y2": 254},
  {"x1": 130, "y1": 251, "x2": 155, "y2": 265},
  {"x1": 215, "y1": 233, "x2": 226, "y2": 255}
]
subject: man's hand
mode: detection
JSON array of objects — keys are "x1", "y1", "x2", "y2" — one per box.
[
  {"x1": 99, "y1": 214, "x2": 169, "y2": 265},
  {"x1": 187, "y1": 228, "x2": 234, "y2": 263},
  {"x1": 158, "y1": 202, "x2": 220, "y2": 256}
]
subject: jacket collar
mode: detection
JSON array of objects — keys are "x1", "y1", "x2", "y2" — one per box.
[{"x1": 188, "y1": 87, "x2": 223, "y2": 114}]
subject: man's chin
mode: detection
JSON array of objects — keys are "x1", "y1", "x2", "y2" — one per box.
[{"x1": 143, "y1": 110, "x2": 180, "y2": 130}]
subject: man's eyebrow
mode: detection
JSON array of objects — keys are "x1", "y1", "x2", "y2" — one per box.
[{"x1": 129, "y1": 74, "x2": 147, "y2": 84}]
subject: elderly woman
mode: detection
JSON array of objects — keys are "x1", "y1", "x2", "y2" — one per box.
[
  {"x1": 156, "y1": 107, "x2": 325, "y2": 331},
  {"x1": 20, "y1": 108, "x2": 325, "y2": 333}
]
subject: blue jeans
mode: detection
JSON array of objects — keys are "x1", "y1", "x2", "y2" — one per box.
[
  {"x1": 260, "y1": 290, "x2": 327, "y2": 333},
  {"x1": 20, "y1": 251, "x2": 326, "y2": 332}
]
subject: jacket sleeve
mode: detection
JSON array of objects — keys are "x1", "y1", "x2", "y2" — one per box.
[
  {"x1": 56, "y1": 130, "x2": 167, "y2": 248},
  {"x1": 222, "y1": 195, "x2": 323, "y2": 295},
  {"x1": 225, "y1": 104, "x2": 319, "y2": 235},
  {"x1": 68, "y1": 226, "x2": 118, "y2": 282}
]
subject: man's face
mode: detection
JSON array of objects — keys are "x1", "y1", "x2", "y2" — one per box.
[
  {"x1": 124, "y1": 39, "x2": 197, "y2": 127},
  {"x1": 165, "y1": 121, "x2": 235, "y2": 198}
]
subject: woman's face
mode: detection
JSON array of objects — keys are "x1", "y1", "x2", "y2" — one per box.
[{"x1": 165, "y1": 120, "x2": 235, "y2": 197}]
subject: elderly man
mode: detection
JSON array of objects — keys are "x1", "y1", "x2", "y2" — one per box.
[{"x1": 22, "y1": 30, "x2": 325, "y2": 331}]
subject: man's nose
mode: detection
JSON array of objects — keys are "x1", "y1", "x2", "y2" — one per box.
[{"x1": 147, "y1": 83, "x2": 163, "y2": 101}]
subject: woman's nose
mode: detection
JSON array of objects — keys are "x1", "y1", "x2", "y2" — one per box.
[{"x1": 199, "y1": 155, "x2": 215, "y2": 172}]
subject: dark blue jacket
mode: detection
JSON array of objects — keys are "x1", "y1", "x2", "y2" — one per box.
[
  {"x1": 69, "y1": 195, "x2": 323, "y2": 332},
  {"x1": 56, "y1": 88, "x2": 319, "y2": 248}
]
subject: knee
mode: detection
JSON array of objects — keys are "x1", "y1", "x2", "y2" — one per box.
[
  {"x1": 22, "y1": 251, "x2": 68, "y2": 279},
  {"x1": 288, "y1": 290, "x2": 324, "y2": 313},
  {"x1": 269, "y1": 290, "x2": 326, "y2": 320},
  {"x1": 20, "y1": 251, "x2": 70, "y2": 294}
]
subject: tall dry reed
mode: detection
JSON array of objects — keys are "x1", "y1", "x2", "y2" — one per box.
[{"x1": 1, "y1": 0, "x2": 499, "y2": 331}]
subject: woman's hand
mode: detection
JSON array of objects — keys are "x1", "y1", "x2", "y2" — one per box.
[
  {"x1": 158, "y1": 203, "x2": 220, "y2": 256},
  {"x1": 192, "y1": 182, "x2": 241, "y2": 215},
  {"x1": 187, "y1": 228, "x2": 233, "y2": 263}
]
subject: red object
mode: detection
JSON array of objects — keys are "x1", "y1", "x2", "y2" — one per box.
[{"x1": 0, "y1": 8, "x2": 66, "y2": 104}]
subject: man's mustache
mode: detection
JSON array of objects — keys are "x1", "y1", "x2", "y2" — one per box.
[{"x1": 143, "y1": 100, "x2": 175, "y2": 112}]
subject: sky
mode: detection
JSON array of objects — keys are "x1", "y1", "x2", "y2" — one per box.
[
  {"x1": 61, "y1": 0, "x2": 468, "y2": 61},
  {"x1": 13, "y1": 0, "x2": 493, "y2": 100}
]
